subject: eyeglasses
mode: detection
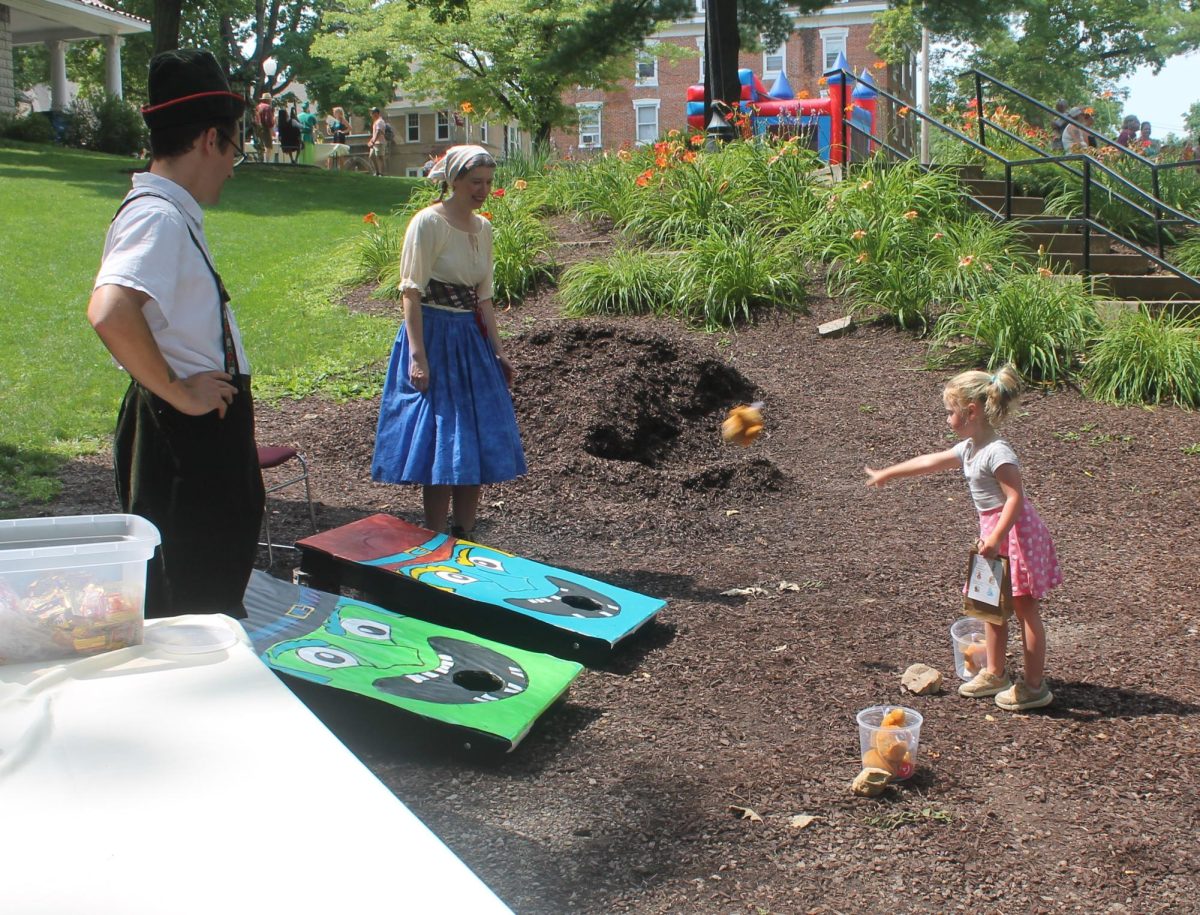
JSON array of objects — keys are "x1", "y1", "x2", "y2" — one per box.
[{"x1": 217, "y1": 130, "x2": 246, "y2": 168}]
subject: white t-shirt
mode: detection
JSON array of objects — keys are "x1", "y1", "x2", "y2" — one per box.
[
  {"x1": 397, "y1": 207, "x2": 494, "y2": 301},
  {"x1": 952, "y1": 438, "x2": 1020, "y2": 512},
  {"x1": 94, "y1": 172, "x2": 250, "y2": 378}
]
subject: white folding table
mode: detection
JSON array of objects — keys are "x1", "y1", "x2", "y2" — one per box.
[{"x1": 0, "y1": 615, "x2": 512, "y2": 915}]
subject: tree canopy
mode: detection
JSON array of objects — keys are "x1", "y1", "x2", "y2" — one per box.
[{"x1": 880, "y1": 1, "x2": 1200, "y2": 118}]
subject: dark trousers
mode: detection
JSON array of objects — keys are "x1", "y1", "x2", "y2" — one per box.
[{"x1": 114, "y1": 376, "x2": 265, "y2": 618}]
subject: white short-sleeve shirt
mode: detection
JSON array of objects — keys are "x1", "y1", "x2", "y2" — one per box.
[
  {"x1": 94, "y1": 172, "x2": 250, "y2": 378},
  {"x1": 953, "y1": 438, "x2": 1020, "y2": 512}
]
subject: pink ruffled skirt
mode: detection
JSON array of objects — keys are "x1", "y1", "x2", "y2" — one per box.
[{"x1": 978, "y1": 501, "x2": 1062, "y2": 599}]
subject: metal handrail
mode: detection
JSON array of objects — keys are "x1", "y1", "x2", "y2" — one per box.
[{"x1": 828, "y1": 69, "x2": 1200, "y2": 297}]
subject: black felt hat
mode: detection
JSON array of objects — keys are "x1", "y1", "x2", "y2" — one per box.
[{"x1": 141, "y1": 49, "x2": 245, "y2": 130}]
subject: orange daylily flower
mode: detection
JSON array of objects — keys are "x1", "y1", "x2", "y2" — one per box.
[
  {"x1": 492, "y1": 188, "x2": 506, "y2": 198},
  {"x1": 798, "y1": 90, "x2": 811, "y2": 99},
  {"x1": 873, "y1": 61, "x2": 885, "y2": 70},
  {"x1": 513, "y1": 179, "x2": 528, "y2": 190},
  {"x1": 479, "y1": 211, "x2": 493, "y2": 220},
  {"x1": 851, "y1": 229, "x2": 867, "y2": 240},
  {"x1": 1037, "y1": 267, "x2": 1053, "y2": 278},
  {"x1": 856, "y1": 252, "x2": 869, "y2": 263},
  {"x1": 898, "y1": 106, "x2": 910, "y2": 117},
  {"x1": 958, "y1": 255, "x2": 975, "y2": 267},
  {"x1": 844, "y1": 105, "x2": 855, "y2": 115},
  {"x1": 460, "y1": 101, "x2": 475, "y2": 115},
  {"x1": 818, "y1": 77, "x2": 828, "y2": 86},
  {"x1": 655, "y1": 155, "x2": 668, "y2": 168},
  {"x1": 617, "y1": 148, "x2": 632, "y2": 161},
  {"x1": 903, "y1": 210, "x2": 918, "y2": 220},
  {"x1": 690, "y1": 133, "x2": 705, "y2": 147},
  {"x1": 636, "y1": 169, "x2": 654, "y2": 187},
  {"x1": 363, "y1": 212, "x2": 378, "y2": 225},
  {"x1": 859, "y1": 180, "x2": 874, "y2": 190},
  {"x1": 682, "y1": 150, "x2": 697, "y2": 163},
  {"x1": 932, "y1": 232, "x2": 944, "y2": 240}
]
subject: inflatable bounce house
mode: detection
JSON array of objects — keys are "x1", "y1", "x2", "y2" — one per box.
[{"x1": 686, "y1": 51, "x2": 878, "y2": 165}]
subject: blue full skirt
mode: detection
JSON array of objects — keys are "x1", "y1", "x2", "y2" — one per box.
[{"x1": 372, "y1": 306, "x2": 527, "y2": 486}]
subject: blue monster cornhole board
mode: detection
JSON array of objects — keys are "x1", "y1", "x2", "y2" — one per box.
[
  {"x1": 241, "y1": 569, "x2": 583, "y2": 751},
  {"x1": 296, "y1": 514, "x2": 666, "y2": 664}
]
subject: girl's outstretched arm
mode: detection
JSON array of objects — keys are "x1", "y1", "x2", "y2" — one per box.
[
  {"x1": 978, "y1": 463, "x2": 1024, "y2": 558},
  {"x1": 865, "y1": 449, "x2": 959, "y2": 487}
]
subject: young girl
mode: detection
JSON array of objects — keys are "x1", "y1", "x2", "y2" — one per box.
[{"x1": 864, "y1": 365, "x2": 1061, "y2": 711}]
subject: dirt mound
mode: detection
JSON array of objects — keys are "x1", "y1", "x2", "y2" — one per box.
[{"x1": 511, "y1": 321, "x2": 785, "y2": 506}]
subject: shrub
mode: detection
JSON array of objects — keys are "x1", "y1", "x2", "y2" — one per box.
[
  {"x1": 619, "y1": 157, "x2": 751, "y2": 247},
  {"x1": 675, "y1": 225, "x2": 808, "y2": 329},
  {"x1": 488, "y1": 189, "x2": 556, "y2": 305},
  {"x1": 345, "y1": 213, "x2": 402, "y2": 290},
  {"x1": 1171, "y1": 232, "x2": 1200, "y2": 275},
  {"x1": 0, "y1": 112, "x2": 55, "y2": 144},
  {"x1": 1082, "y1": 307, "x2": 1200, "y2": 407},
  {"x1": 559, "y1": 248, "x2": 677, "y2": 318},
  {"x1": 63, "y1": 92, "x2": 146, "y2": 155},
  {"x1": 929, "y1": 272, "x2": 1100, "y2": 383}
]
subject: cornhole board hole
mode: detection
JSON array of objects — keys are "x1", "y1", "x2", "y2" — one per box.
[
  {"x1": 296, "y1": 514, "x2": 666, "y2": 664},
  {"x1": 242, "y1": 570, "x2": 583, "y2": 752}
]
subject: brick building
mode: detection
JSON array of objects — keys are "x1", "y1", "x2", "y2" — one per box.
[
  {"x1": 552, "y1": 0, "x2": 892, "y2": 155},
  {"x1": 382, "y1": 92, "x2": 529, "y2": 176}
]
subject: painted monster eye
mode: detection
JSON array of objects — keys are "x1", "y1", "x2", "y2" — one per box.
[
  {"x1": 297, "y1": 646, "x2": 360, "y2": 668},
  {"x1": 471, "y1": 556, "x2": 505, "y2": 573},
  {"x1": 435, "y1": 571, "x2": 478, "y2": 585},
  {"x1": 341, "y1": 617, "x2": 392, "y2": 640}
]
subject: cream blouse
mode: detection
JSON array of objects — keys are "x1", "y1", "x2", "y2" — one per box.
[{"x1": 397, "y1": 207, "x2": 494, "y2": 301}]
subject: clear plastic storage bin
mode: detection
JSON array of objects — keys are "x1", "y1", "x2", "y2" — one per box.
[{"x1": 0, "y1": 514, "x2": 160, "y2": 664}]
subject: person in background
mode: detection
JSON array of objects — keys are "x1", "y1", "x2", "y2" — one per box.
[
  {"x1": 1139, "y1": 121, "x2": 1160, "y2": 157},
  {"x1": 254, "y1": 91, "x2": 274, "y2": 161},
  {"x1": 1060, "y1": 106, "x2": 1093, "y2": 152},
  {"x1": 298, "y1": 101, "x2": 318, "y2": 165},
  {"x1": 1116, "y1": 114, "x2": 1139, "y2": 147},
  {"x1": 368, "y1": 106, "x2": 389, "y2": 176},
  {"x1": 87, "y1": 49, "x2": 264, "y2": 618},
  {"x1": 277, "y1": 104, "x2": 302, "y2": 164},
  {"x1": 1049, "y1": 99, "x2": 1069, "y2": 152},
  {"x1": 328, "y1": 106, "x2": 350, "y2": 144},
  {"x1": 422, "y1": 149, "x2": 438, "y2": 177}
]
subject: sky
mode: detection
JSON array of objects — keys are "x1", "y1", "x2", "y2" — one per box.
[{"x1": 1115, "y1": 52, "x2": 1198, "y2": 139}]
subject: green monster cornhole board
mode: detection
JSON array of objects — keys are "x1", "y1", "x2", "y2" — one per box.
[
  {"x1": 241, "y1": 570, "x2": 582, "y2": 751},
  {"x1": 296, "y1": 515, "x2": 666, "y2": 664}
]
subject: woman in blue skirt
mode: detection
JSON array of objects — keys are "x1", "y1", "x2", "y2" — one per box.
[{"x1": 371, "y1": 145, "x2": 526, "y2": 537}]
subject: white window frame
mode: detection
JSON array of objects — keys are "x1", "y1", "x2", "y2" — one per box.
[
  {"x1": 633, "y1": 99, "x2": 660, "y2": 146},
  {"x1": 696, "y1": 37, "x2": 706, "y2": 82},
  {"x1": 635, "y1": 48, "x2": 658, "y2": 88},
  {"x1": 763, "y1": 41, "x2": 786, "y2": 81},
  {"x1": 820, "y1": 27, "x2": 849, "y2": 74},
  {"x1": 436, "y1": 110, "x2": 450, "y2": 141},
  {"x1": 406, "y1": 112, "x2": 419, "y2": 143},
  {"x1": 506, "y1": 126, "x2": 521, "y2": 157},
  {"x1": 577, "y1": 103, "x2": 602, "y2": 149},
  {"x1": 405, "y1": 166, "x2": 422, "y2": 177},
  {"x1": 479, "y1": 121, "x2": 489, "y2": 145}
]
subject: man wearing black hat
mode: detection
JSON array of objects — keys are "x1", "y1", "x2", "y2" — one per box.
[{"x1": 87, "y1": 49, "x2": 265, "y2": 618}]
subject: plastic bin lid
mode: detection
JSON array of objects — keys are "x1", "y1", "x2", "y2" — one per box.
[{"x1": 0, "y1": 514, "x2": 161, "y2": 574}]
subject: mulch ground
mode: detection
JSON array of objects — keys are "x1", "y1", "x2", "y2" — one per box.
[{"x1": 32, "y1": 217, "x2": 1200, "y2": 914}]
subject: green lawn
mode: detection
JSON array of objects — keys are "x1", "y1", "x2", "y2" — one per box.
[{"x1": 0, "y1": 140, "x2": 420, "y2": 510}]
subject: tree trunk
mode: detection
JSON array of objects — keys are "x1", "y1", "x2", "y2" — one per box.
[{"x1": 152, "y1": 0, "x2": 182, "y2": 56}]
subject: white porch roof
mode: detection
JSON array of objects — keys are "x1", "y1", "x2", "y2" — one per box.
[{"x1": 8, "y1": 0, "x2": 150, "y2": 46}]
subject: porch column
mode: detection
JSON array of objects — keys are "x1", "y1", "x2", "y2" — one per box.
[
  {"x1": 103, "y1": 34, "x2": 123, "y2": 98},
  {"x1": 0, "y1": 5, "x2": 14, "y2": 115},
  {"x1": 47, "y1": 39, "x2": 68, "y2": 111}
]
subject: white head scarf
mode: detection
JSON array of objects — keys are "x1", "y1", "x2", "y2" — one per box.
[{"x1": 428, "y1": 144, "x2": 495, "y2": 185}]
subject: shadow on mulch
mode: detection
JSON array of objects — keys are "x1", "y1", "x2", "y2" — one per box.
[{"x1": 1047, "y1": 681, "x2": 1200, "y2": 720}]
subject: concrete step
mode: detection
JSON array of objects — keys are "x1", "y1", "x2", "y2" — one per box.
[
  {"x1": 1091, "y1": 274, "x2": 1200, "y2": 300},
  {"x1": 963, "y1": 178, "x2": 1010, "y2": 197},
  {"x1": 974, "y1": 195, "x2": 1046, "y2": 216},
  {"x1": 941, "y1": 163, "x2": 985, "y2": 181},
  {"x1": 1093, "y1": 300, "x2": 1200, "y2": 321},
  {"x1": 1041, "y1": 252, "x2": 1150, "y2": 274},
  {"x1": 1016, "y1": 232, "x2": 1110, "y2": 254}
]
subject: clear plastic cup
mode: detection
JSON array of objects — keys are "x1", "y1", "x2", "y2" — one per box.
[
  {"x1": 857, "y1": 705, "x2": 922, "y2": 781},
  {"x1": 950, "y1": 617, "x2": 988, "y2": 681}
]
